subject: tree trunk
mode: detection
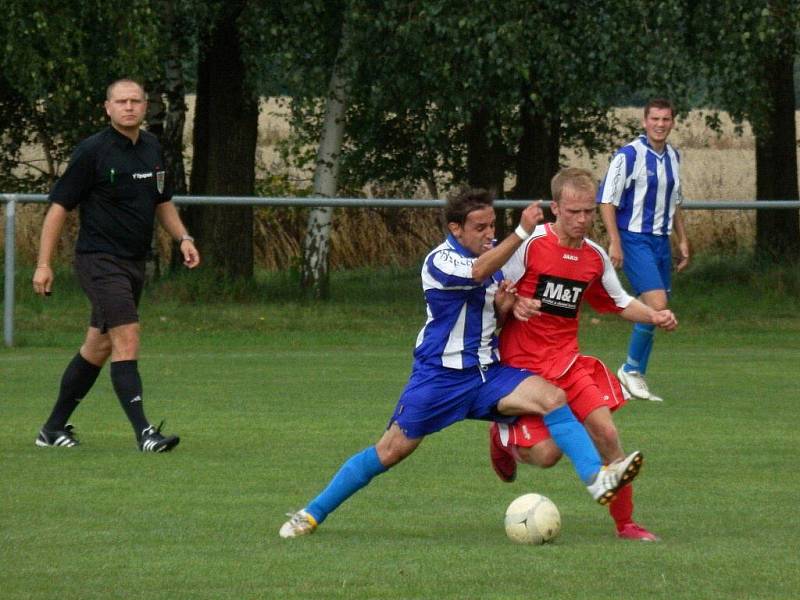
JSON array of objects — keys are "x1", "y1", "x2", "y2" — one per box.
[
  {"x1": 754, "y1": 36, "x2": 799, "y2": 261},
  {"x1": 145, "y1": 5, "x2": 189, "y2": 278},
  {"x1": 187, "y1": 1, "x2": 258, "y2": 280},
  {"x1": 144, "y1": 87, "x2": 166, "y2": 280},
  {"x1": 466, "y1": 105, "x2": 507, "y2": 193},
  {"x1": 512, "y1": 95, "x2": 561, "y2": 224},
  {"x1": 512, "y1": 98, "x2": 560, "y2": 201},
  {"x1": 466, "y1": 105, "x2": 509, "y2": 237},
  {"x1": 301, "y1": 22, "x2": 350, "y2": 299}
]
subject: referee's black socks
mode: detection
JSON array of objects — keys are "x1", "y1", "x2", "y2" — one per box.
[
  {"x1": 44, "y1": 352, "x2": 101, "y2": 431},
  {"x1": 110, "y1": 360, "x2": 150, "y2": 439}
]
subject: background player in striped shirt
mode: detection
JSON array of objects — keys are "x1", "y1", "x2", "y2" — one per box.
[
  {"x1": 279, "y1": 188, "x2": 643, "y2": 539},
  {"x1": 597, "y1": 98, "x2": 690, "y2": 402},
  {"x1": 489, "y1": 167, "x2": 678, "y2": 541}
]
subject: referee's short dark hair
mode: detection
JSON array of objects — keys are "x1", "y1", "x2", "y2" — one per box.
[
  {"x1": 445, "y1": 187, "x2": 494, "y2": 226},
  {"x1": 106, "y1": 78, "x2": 147, "y2": 100}
]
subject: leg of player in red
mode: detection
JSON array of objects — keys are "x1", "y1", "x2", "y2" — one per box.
[
  {"x1": 490, "y1": 418, "x2": 657, "y2": 541},
  {"x1": 490, "y1": 358, "x2": 659, "y2": 541}
]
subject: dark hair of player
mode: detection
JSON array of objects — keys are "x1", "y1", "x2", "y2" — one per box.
[
  {"x1": 445, "y1": 187, "x2": 495, "y2": 226},
  {"x1": 644, "y1": 98, "x2": 674, "y2": 118}
]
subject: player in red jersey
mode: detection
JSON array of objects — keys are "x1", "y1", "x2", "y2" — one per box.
[{"x1": 490, "y1": 167, "x2": 678, "y2": 541}]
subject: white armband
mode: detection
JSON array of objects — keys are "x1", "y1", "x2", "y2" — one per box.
[{"x1": 514, "y1": 224, "x2": 531, "y2": 240}]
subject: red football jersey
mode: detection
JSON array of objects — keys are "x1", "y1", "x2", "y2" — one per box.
[{"x1": 499, "y1": 223, "x2": 632, "y2": 379}]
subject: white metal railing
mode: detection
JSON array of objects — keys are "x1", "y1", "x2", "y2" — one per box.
[{"x1": 3, "y1": 193, "x2": 800, "y2": 347}]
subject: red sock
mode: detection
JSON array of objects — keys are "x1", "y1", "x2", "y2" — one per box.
[{"x1": 609, "y1": 484, "x2": 634, "y2": 530}]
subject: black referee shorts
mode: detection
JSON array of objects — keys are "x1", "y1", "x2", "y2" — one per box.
[{"x1": 74, "y1": 253, "x2": 145, "y2": 333}]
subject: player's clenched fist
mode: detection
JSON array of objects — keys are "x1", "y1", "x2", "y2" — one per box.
[
  {"x1": 519, "y1": 201, "x2": 544, "y2": 235},
  {"x1": 652, "y1": 309, "x2": 678, "y2": 331}
]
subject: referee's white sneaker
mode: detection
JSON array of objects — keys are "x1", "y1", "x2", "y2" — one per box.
[
  {"x1": 587, "y1": 451, "x2": 644, "y2": 505},
  {"x1": 617, "y1": 367, "x2": 663, "y2": 402}
]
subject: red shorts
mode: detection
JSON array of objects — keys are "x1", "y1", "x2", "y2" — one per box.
[{"x1": 499, "y1": 355, "x2": 627, "y2": 448}]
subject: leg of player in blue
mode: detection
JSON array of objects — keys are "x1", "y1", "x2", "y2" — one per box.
[
  {"x1": 623, "y1": 323, "x2": 654, "y2": 375},
  {"x1": 636, "y1": 324, "x2": 656, "y2": 375},
  {"x1": 618, "y1": 323, "x2": 660, "y2": 401},
  {"x1": 279, "y1": 446, "x2": 388, "y2": 538},
  {"x1": 542, "y1": 404, "x2": 642, "y2": 504},
  {"x1": 306, "y1": 446, "x2": 387, "y2": 524},
  {"x1": 542, "y1": 404, "x2": 602, "y2": 484}
]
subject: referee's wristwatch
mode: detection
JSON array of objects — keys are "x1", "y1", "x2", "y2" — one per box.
[{"x1": 179, "y1": 234, "x2": 194, "y2": 244}]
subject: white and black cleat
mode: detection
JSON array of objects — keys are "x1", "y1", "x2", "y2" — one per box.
[
  {"x1": 36, "y1": 424, "x2": 79, "y2": 448},
  {"x1": 138, "y1": 421, "x2": 180, "y2": 453}
]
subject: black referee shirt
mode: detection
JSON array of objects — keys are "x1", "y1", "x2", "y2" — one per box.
[{"x1": 50, "y1": 126, "x2": 172, "y2": 260}]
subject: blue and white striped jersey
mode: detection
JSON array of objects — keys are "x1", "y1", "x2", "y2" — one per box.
[
  {"x1": 413, "y1": 234, "x2": 503, "y2": 370},
  {"x1": 597, "y1": 135, "x2": 682, "y2": 236}
]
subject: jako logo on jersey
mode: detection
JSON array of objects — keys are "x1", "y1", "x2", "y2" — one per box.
[
  {"x1": 132, "y1": 172, "x2": 153, "y2": 180},
  {"x1": 562, "y1": 253, "x2": 578, "y2": 261}
]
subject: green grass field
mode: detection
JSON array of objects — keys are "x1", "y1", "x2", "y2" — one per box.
[{"x1": 2, "y1": 263, "x2": 799, "y2": 599}]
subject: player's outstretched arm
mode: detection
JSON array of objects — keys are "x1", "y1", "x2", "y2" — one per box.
[
  {"x1": 471, "y1": 202, "x2": 543, "y2": 281},
  {"x1": 619, "y1": 299, "x2": 677, "y2": 331}
]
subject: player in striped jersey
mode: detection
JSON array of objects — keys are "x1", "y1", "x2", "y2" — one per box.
[
  {"x1": 280, "y1": 188, "x2": 642, "y2": 538},
  {"x1": 490, "y1": 168, "x2": 678, "y2": 541},
  {"x1": 597, "y1": 98, "x2": 690, "y2": 402}
]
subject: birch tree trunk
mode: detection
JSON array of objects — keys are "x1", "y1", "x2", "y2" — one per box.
[
  {"x1": 145, "y1": 0, "x2": 190, "y2": 275},
  {"x1": 301, "y1": 28, "x2": 349, "y2": 299}
]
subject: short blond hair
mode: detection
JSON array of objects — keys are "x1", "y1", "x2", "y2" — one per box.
[{"x1": 551, "y1": 167, "x2": 596, "y2": 202}]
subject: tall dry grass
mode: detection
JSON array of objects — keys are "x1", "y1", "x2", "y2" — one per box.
[{"x1": 3, "y1": 103, "x2": 799, "y2": 270}]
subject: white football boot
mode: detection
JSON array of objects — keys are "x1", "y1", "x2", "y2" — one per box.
[
  {"x1": 587, "y1": 451, "x2": 644, "y2": 505},
  {"x1": 617, "y1": 367, "x2": 663, "y2": 402},
  {"x1": 279, "y1": 509, "x2": 318, "y2": 538}
]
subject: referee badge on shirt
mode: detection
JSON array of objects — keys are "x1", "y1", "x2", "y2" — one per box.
[{"x1": 156, "y1": 170, "x2": 165, "y2": 194}]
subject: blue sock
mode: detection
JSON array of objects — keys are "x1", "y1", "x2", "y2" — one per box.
[
  {"x1": 638, "y1": 326, "x2": 656, "y2": 374},
  {"x1": 624, "y1": 323, "x2": 655, "y2": 373},
  {"x1": 306, "y1": 446, "x2": 388, "y2": 524},
  {"x1": 543, "y1": 405, "x2": 602, "y2": 484}
]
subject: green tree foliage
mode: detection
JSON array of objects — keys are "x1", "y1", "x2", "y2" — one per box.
[
  {"x1": 689, "y1": 0, "x2": 799, "y2": 260},
  {"x1": 0, "y1": 1, "x2": 160, "y2": 191},
  {"x1": 273, "y1": 1, "x2": 692, "y2": 204}
]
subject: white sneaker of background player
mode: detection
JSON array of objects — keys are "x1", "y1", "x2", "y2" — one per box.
[{"x1": 617, "y1": 367, "x2": 663, "y2": 402}]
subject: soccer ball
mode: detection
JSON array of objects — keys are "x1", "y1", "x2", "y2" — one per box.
[{"x1": 504, "y1": 493, "x2": 561, "y2": 545}]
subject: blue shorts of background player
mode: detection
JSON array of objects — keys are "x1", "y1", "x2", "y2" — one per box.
[{"x1": 619, "y1": 230, "x2": 673, "y2": 296}]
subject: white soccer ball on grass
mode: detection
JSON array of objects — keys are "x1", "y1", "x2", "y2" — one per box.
[{"x1": 504, "y1": 493, "x2": 561, "y2": 545}]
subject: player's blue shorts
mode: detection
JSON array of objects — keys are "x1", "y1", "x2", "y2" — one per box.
[
  {"x1": 619, "y1": 230, "x2": 672, "y2": 296},
  {"x1": 388, "y1": 362, "x2": 533, "y2": 439}
]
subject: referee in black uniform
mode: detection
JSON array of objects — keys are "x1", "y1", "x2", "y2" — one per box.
[{"x1": 32, "y1": 78, "x2": 200, "y2": 452}]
